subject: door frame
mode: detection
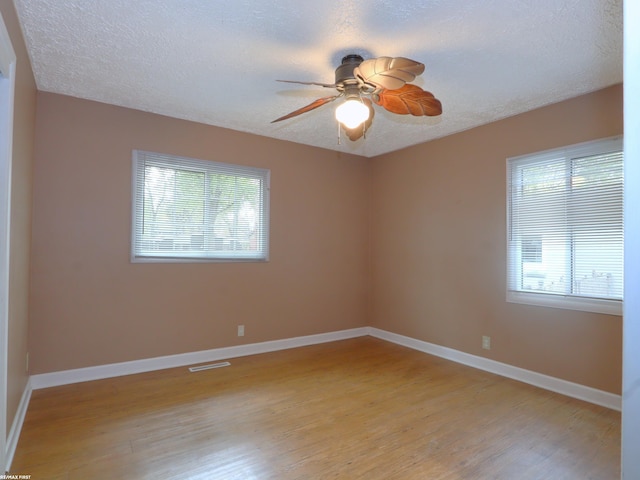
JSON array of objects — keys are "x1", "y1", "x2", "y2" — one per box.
[{"x1": 0, "y1": 10, "x2": 16, "y2": 473}]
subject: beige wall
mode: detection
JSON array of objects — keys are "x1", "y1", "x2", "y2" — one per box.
[
  {"x1": 1, "y1": 0, "x2": 36, "y2": 435},
  {"x1": 371, "y1": 84, "x2": 623, "y2": 394},
  {"x1": 29, "y1": 92, "x2": 370, "y2": 373},
  {"x1": 28, "y1": 74, "x2": 622, "y2": 394}
]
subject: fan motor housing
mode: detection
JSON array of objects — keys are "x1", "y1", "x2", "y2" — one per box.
[{"x1": 335, "y1": 54, "x2": 364, "y2": 87}]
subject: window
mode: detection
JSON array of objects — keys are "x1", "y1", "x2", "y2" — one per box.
[
  {"x1": 521, "y1": 235, "x2": 542, "y2": 263},
  {"x1": 132, "y1": 150, "x2": 270, "y2": 262},
  {"x1": 507, "y1": 137, "x2": 623, "y2": 315}
]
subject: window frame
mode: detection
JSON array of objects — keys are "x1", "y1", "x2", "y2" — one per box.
[
  {"x1": 506, "y1": 136, "x2": 623, "y2": 316},
  {"x1": 131, "y1": 150, "x2": 270, "y2": 263}
]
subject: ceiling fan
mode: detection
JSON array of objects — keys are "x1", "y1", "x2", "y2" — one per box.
[{"x1": 272, "y1": 54, "x2": 442, "y2": 141}]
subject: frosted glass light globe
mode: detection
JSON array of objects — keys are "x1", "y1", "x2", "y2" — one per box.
[{"x1": 335, "y1": 99, "x2": 369, "y2": 129}]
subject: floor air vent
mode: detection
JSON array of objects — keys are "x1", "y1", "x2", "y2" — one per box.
[{"x1": 188, "y1": 361, "x2": 231, "y2": 372}]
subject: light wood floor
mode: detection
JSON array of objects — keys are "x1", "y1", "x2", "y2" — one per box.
[{"x1": 11, "y1": 337, "x2": 620, "y2": 479}]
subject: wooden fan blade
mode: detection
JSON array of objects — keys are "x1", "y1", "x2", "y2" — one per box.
[
  {"x1": 354, "y1": 57, "x2": 425, "y2": 91},
  {"x1": 271, "y1": 95, "x2": 340, "y2": 123},
  {"x1": 276, "y1": 79, "x2": 337, "y2": 88},
  {"x1": 373, "y1": 84, "x2": 442, "y2": 116},
  {"x1": 340, "y1": 99, "x2": 375, "y2": 141}
]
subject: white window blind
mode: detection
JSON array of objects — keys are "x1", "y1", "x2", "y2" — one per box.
[
  {"x1": 132, "y1": 150, "x2": 270, "y2": 262},
  {"x1": 507, "y1": 137, "x2": 623, "y2": 315}
]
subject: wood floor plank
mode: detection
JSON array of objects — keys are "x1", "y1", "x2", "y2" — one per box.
[{"x1": 10, "y1": 337, "x2": 620, "y2": 479}]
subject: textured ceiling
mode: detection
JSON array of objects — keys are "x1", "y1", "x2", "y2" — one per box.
[{"x1": 14, "y1": 0, "x2": 623, "y2": 158}]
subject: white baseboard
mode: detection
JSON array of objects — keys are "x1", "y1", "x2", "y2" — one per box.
[
  {"x1": 5, "y1": 377, "x2": 32, "y2": 472},
  {"x1": 30, "y1": 327, "x2": 369, "y2": 390},
  {"x1": 28, "y1": 325, "x2": 620, "y2": 411},
  {"x1": 367, "y1": 327, "x2": 622, "y2": 411}
]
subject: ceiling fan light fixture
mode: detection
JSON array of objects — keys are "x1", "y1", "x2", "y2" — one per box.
[
  {"x1": 273, "y1": 54, "x2": 441, "y2": 140},
  {"x1": 335, "y1": 98, "x2": 369, "y2": 129}
]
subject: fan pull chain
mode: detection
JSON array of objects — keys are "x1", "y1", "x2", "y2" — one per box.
[
  {"x1": 337, "y1": 122, "x2": 342, "y2": 145},
  {"x1": 358, "y1": 92, "x2": 366, "y2": 141}
]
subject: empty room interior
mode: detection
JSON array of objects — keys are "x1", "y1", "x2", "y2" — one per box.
[{"x1": 2, "y1": 0, "x2": 639, "y2": 478}]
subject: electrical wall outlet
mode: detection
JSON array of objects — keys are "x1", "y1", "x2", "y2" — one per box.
[
  {"x1": 482, "y1": 336, "x2": 491, "y2": 350},
  {"x1": 238, "y1": 325, "x2": 245, "y2": 337}
]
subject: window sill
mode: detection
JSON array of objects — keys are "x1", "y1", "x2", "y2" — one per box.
[
  {"x1": 131, "y1": 253, "x2": 268, "y2": 263},
  {"x1": 507, "y1": 290, "x2": 622, "y2": 316}
]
